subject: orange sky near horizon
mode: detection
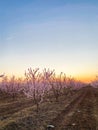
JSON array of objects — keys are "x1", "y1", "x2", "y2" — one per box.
[
  {"x1": 0, "y1": 1, "x2": 98, "y2": 84},
  {"x1": 0, "y1": 69, "x2": 96, "y2": 83}
]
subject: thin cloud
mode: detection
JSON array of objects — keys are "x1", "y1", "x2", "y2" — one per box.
[{"x1": 6, "y1": 33, "x2": 16, "y2": 41}]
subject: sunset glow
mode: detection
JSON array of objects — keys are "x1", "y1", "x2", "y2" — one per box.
[{"x1": 0, "y1": 0, "x2": 98, "y2": 83}]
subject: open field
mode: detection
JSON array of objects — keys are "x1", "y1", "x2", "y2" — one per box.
[
  {"x1": 52, "y1": 87, "x2": 98, "y2": 130},
  {"x1": 0, "y1": 86, "x2": 98, "y2": 130}
]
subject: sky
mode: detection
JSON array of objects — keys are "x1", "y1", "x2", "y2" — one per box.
[{"x1": 0, "y1": 0, "x2": 98, "y2": 82}]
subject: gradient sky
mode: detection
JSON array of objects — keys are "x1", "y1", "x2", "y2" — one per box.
[{"x1": 0, "y1": 0, "x2": 98, "y2": 82}]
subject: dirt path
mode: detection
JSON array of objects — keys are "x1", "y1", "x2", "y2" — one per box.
[
  {"x1": 0, "y1": 99, "x2": 34, "y2": 117},
  {"x1": 51, "y1": 87, "x2": 97, "y2": 130}
]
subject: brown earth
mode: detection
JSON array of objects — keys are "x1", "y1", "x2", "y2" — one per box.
[
  {"x1": 0, "y1": 86, "x2": 98, "y2": 130},
  {"x1": 52, "y1": 86, "x2": 98, "y2": 130}
]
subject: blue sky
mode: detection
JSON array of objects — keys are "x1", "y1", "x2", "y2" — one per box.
[{"x1": 0, "y1": 0, "x2": 98, "y2": 81}]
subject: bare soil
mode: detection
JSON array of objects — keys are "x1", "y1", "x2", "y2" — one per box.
[
  {"x1": 0, "y1": 86, "x2": 98, "y2": 130},
  {"x1": 52, "y1": 87, "x2": 98, "y2": 130}
]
